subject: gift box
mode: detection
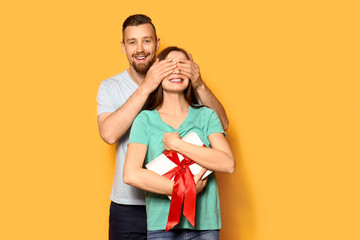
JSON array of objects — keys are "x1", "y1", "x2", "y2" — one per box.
[
  {"x1": 145, "y1": 131, "x2": 212, "y2": 182},
  {"x1": 145, "y1": 131, "x2": 211, "y2": 231}
]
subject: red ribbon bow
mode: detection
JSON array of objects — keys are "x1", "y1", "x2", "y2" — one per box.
[{"x1": 162, "y1": 150, "x2": 197, "y2": 231}]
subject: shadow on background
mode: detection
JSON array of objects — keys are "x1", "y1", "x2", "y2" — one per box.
[
  {"x1": 103, "y1": 126, "x2": 255, "y2": 239},
  {"x1": 217, "y1": 127, "x2": 256, "y2": 240}
]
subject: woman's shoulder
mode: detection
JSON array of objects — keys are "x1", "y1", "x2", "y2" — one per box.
[
  {"x1": 138, "y1": 109, "x2": 156, "y2": 116},
  {"x1": 134, "y1": 109, "x2": 157, "y2": 121},
  {"x1": 191, "y1": 105, "x2": 216, "y2": 116},
  {"x1": 140, "y1": 109, "x2": 158, "y2": 117}
]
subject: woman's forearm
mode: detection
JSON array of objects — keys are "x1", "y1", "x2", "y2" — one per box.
[
  {"x1": 171, "y1": 138, "x2": 235, "y2": 174},
  {"x1": 123, "y1": 168, "x2": 174, "y2": 195},
  {"x1": 124, "y1": 143, "x2": 174, "y2": 195}
]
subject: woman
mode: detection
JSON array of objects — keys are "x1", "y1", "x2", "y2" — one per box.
[{"x1": 124, "y1": 46, "x2": 235, "y2": 239}]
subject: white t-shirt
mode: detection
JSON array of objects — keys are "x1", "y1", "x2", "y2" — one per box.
[{"x1": 97, "y1": 70, "x2": 146, "y2": 205}]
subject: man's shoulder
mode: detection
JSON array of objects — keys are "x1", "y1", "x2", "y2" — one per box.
[{"x1": 102, "y1": 70, "x2": 131, "y2": 86}]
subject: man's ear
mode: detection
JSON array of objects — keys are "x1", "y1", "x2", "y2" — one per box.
[
  {"x1": 121, "y1": 41, "x2": 126, "y2": 55},
  {"x1": 156, "y1": 38, "x2": 160, "y2": 51}
]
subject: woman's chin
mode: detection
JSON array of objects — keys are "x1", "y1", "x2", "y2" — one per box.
[{"x1": 162, "y1": 85, "x2": 188, "y2": 93}]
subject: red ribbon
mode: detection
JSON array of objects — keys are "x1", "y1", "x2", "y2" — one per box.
[{"x1": 162, "y1": 150, "x2": 196, "y2": 231}]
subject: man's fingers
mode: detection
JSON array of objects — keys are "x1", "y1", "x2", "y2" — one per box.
[
  {"x1": 150, "y1": 63, "x2": 176, "y2": 78},
  {"x1": 151, "y1": 58, "x2": 160, "y2": 67},
  {"x1": 177, "y1": 62, "x2": 198, "y2": 72},
  {"x1": 159, "y1": 58, "x2": 175, "y2": 65},
  {"x1": 159, "y1": 69, "x2": 175, "y2": 79},
  {"x1": 178, "y1": 59, "x2": 191, "y2": 64},
  {"x1": 177, "y1": 67, "x2": 195, "y2": 79},
  {"x1": 156, "y1": 59, "x2": 176, "y2": 71},
  {"x1": 152, "y1": 58, "x2": 173, "y2": 69},
  {"x1": 159, "y1": 63, "x2": 177, "y2": 74},
  {"x1": 177, "y1": 66, "x2": 193, "y2": 74},
  {"x1": 178, "y1": 71, "x2": 192, "y2": 80},
  {"x1": 160, "y1": 63, "x2": 177, "y2": 72}
]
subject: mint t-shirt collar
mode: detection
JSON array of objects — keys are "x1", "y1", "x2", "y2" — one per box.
[{"x1": 154, "y1": 105, "x2": 192, "y2": 130}]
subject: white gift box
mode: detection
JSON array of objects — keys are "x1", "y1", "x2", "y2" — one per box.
[{"x1": 145, "y1": 131, "x2": 212, "y2": 181}]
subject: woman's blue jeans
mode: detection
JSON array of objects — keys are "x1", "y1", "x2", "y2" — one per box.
[{"x1": 147, "y1": 229, "x2": 220, "y2": 240}]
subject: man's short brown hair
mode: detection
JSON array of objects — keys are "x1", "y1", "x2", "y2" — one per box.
[{"x1": 122, "y1": 14, "x2": 157, "y2": 41}]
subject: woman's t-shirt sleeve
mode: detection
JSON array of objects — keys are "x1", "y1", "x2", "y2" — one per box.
[
  {"x1": 128, "y1": 111, "x2": 149, "y2": 146},
  {"x1": 206, "y1": 108, "x2": 226, "y2": 137}
]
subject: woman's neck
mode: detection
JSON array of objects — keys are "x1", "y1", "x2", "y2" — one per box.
[{"x1": 157, "y1": 92, "x2": 189, "y2": 116}]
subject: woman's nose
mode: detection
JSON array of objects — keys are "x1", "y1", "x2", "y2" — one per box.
[{"x1": 173, "y1": 66, "x2": 180, "y2": 74}]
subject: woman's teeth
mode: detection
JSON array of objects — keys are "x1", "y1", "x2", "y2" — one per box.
[{"x1": 170, "y1": 79, "x2": 183, "y2": 82}]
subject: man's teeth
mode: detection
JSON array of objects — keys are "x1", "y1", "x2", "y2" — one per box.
[{"x1": 136, "y1": 56, "x2": 146, "y2": 59}]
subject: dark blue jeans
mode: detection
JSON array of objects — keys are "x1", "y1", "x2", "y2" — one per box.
[
  {"x1": 147, "y1": 229, "x2": 220, "y2": 240},
  {"x1": 109, "y1": 202, "x2": 147, "y2": 240}
]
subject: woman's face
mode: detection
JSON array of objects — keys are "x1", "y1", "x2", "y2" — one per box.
[{"x1": 161, "y1": 51, "x2": 190, "y2": 93}]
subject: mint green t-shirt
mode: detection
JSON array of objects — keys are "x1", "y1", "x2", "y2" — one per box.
[{"x1": 128, "y1": 106, "x2": 225, "y2": 230}]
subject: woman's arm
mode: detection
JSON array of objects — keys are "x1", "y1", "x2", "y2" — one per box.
[
  {"x1": 123, "y1": 143, "x2": 208, "y2": 195},
  {"x1": 123, "y1": 143, "x2": 174, "y2": 195},
  {"x1": 163, "y1": 132, "x2": 235, "y2": 174}
]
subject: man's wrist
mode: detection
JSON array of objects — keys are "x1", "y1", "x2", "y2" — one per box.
[
  {"x1": 138, "y1": 82, "x2": 152, "y2": 96},
  {"x1": 194, "y1": 81, "x2": 206, "y2": 92}
]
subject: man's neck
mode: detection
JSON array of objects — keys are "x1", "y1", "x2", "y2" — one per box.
[{"x1": 127, "y1": 67, "x2": 146, "y2": 86}]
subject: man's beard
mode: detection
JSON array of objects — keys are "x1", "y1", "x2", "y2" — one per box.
[{"x1": 132, "y1": 55, "x2": 155, "y2": 75}]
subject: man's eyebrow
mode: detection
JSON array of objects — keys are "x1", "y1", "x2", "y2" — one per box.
[{"x1": 126, "y1": 36, "x2": 154, "y2": 41}]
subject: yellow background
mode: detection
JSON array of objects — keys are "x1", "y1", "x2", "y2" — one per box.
[{"x1": 1, "y1": 0, "x2": 359, "y2": 239}]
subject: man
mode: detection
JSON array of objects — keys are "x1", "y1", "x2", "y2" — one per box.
[{"x1": 97, "y1": 14, "x2": 229, "y2": 240}]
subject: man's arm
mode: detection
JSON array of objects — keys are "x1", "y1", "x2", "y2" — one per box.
[
  {"x1": 194, "y1": 83, "x2": 229, "y2": 131},
  {"x1": 97, "y1": 59, "x2": 176, "y2": 144},
  {"x1": 97, "y1": 86, "x2": 150, "y2": 145},
  {"x1": 177, "y1": 54, "x2": 229, "y2": 130}
]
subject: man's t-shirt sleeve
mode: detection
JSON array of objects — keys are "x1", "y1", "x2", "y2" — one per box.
[
  {"x1": 128, "y1": 111, "x2": 149, "y2": 146},
  {"x1": 97, "y1": 80, "x2": 118, "y2": 116},
  {"x1": 206, "y1": 108, "x2": 226, "y2": 137}
]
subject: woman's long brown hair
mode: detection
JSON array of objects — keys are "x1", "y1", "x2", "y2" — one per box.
[{"x1": 142, "y1": 46, "x2": 202, "y2": 111}]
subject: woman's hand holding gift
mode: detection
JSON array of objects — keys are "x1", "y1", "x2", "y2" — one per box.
[
  {"x1": 162, "y1": 132, "x2": 182, "y2": 150},
  {"x1": 163, "y1": 132, "x2": 208, "y2": 193},
  {"x1": 194, "y1": 168, "x2": 208, "y2": 194}
]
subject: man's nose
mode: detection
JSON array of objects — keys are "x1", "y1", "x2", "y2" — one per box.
[{"x1": 136, "y1": 43, "x2": 144, "y2": 52}]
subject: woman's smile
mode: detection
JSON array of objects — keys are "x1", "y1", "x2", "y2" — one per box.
[{"x1": 169, "y1": 77, "x2": 184, "y2": 83}]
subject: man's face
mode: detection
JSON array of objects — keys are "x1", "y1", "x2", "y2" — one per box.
[{"x1": 121, "y1": 23, "x2": 159, "y2": 75}]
